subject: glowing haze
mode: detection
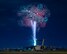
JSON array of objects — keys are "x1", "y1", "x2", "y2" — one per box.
[{"x1": 18, "y1": 4, "x2": 50, "y2": 46}]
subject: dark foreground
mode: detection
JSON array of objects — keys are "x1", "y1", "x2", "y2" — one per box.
[{"x1": 0, "y1": 51, "x2": 67, "y2": 54}]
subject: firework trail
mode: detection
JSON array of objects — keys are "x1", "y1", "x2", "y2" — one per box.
[{"x1": 31, "y1": 20, "x2": 36, "y2": 46}]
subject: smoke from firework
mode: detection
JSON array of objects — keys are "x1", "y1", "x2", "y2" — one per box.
[{"x1": 18, "y1": 4, "x2": 50, "y2": 28}]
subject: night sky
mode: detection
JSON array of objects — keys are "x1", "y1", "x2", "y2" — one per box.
[{"x1": 0, "y1": 0, "x2": 67, "y2": 49}]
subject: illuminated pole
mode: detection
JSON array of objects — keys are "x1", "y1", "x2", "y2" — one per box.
[{"x1": 31, "y1": 20, "x2": 37, "y2": 46}]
